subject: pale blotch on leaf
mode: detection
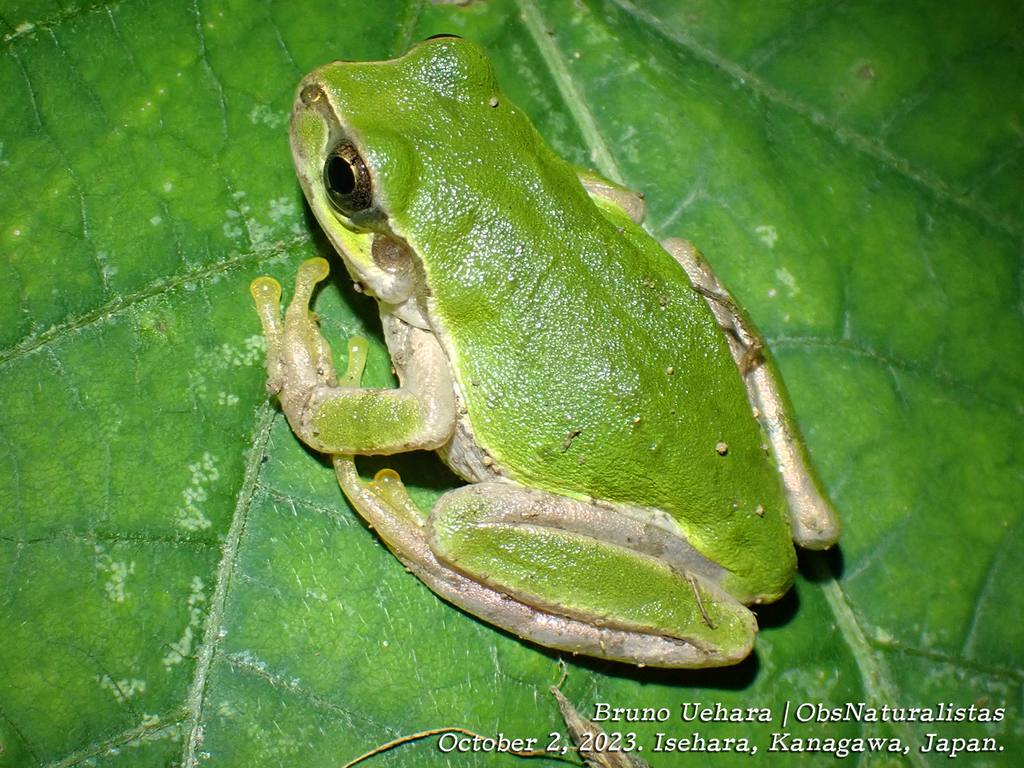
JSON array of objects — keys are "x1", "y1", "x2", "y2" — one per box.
[
  {"x1": 174, "y1": 453, "x2": 218, "y2": 532},
  {"x1": 223, "y1": 190, "x2": 250, "y2": 240},
  {"x1": 268, "y1": 196, "x2": 296, "y2": 222},
  {"x1": 244, "y1": 334, "x2": 266, "y2": 362},
  {"x1": 250, "y1": 104, "x2": 288, "y2": 129},
  {"x1": 162, "y1": 576, "x2": 207, "y2": 669},
  {"x1": 755, "y1": 224, "x2": 778, "y2": 248},
  {"x1": 218, "y1": 339, "x2": 263, "y2": 368},
  {"x1": 95, "y1": 250, "x2": 118, "y2": 285},
  {"x1": 248, "y1": 218, "x2": 274, "y2": 245},
  {"x1": 223, "y1": 190, "x2": 298, "y2": 244},
  {"x1": 97, "y1": 674, "x2": 147, "y2": 701},
  {"x1": 94, "y1": 545, "x2": 136, "y2": 603},
  {"x1": 190, "y1": 340, "x2": 264, "y2": 406},
  {"x1": 223, "y1": 219, "x2": 244, "y2": 239},
  {"x1": 774, "y1": 267, "x2": 800, "y2": 297}
]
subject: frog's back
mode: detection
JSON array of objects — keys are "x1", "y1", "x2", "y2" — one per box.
[{"x1": 409, "y1": 154, "x2": 794, "y2": 595}]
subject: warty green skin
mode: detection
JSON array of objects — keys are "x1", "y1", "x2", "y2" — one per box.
[{"x1": 255, "y1": 38, "x2": 838, "y2": 667}]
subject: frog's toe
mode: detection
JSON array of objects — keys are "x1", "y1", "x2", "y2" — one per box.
[
  {"x1": 251, "y1": 276, "x2": 285, "y2": 388},
  {"x1": 250, "y1": 276, "x2": 283, "y2": 334},
  {"x1": 293, "y1": 257, "x2": 331, "y2": 305},
  {"x1": 338, "y1": 335, "x2": 369, "y2": 388}
]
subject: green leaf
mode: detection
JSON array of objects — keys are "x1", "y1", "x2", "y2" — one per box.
[{"x1": 1, "y1": 0, "x2": 1021, "y2": 766}]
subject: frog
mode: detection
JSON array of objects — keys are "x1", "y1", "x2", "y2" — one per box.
[{"x1": 250, "y1": 36, "x2": 839, "y2": 668}]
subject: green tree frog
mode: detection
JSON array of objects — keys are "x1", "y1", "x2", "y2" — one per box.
[{"x1": 250, "y1": 37, "x2": 839, "y2": 668}]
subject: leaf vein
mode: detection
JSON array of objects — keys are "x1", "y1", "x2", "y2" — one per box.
[{"x1": 609, "y1": 0, "x2": 1024, "y2": 237}]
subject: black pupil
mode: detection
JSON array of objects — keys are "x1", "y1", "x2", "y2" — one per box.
[{"x1": 327, "y1": 154, "x2": 356, "y2": 195}]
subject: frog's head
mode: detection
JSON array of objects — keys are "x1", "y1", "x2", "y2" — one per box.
[
  {"x1": 289, "y1": 37, "x2": 578, "y2": 326},
  {"x1": 290, "y1": 38, "x2": 515, "y2": 319}
]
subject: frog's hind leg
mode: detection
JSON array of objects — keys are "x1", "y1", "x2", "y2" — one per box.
[
  {"x1": 334, "y1": 462, "x2": 755, "y2": 668},
  {"x1": 662, "y1": 238, "x2": 839, "y2": 549},
  {"x1": 333, "y1": 459, "x2": 743, "y2": 667},
  {"x1": 662, "y1": 239, "x2": 763, "y2": 370},
  {"x1": 425, "y1": 481, "x2": 760, "y2": 668}
]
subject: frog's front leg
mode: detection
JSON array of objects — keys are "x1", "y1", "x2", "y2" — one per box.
[
  {"x1": 251, "y1": 257, "x2": 455, "y2": 455},
  {"x1": 662, "y1": 239, "x2": 840, "y2": 549}
]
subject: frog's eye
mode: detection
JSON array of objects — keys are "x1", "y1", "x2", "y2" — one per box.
[{"x1": 323, "y1": 142, "x2": 373, "y2": 214}]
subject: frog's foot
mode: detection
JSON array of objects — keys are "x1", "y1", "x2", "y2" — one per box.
[
  {"x1": 250, "y1": 258, "x2": 455, "y2": 456},
  {"x1": 252, "y1": 258, "x2": 337, "y2": 398},
  {"x1": 662, "y1": 238, "x2": 839, "y2": 549},
  {"x1": 334, "y1": 463, "x2": 753, "y2": 668}
]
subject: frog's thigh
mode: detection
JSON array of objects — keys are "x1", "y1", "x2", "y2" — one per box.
[
  {"x1": 662, "y1": 238, "x2": 839, "y2": 548},
  {"x1": 427, "y1": 482, "x2": 758, "y2": 666}
]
